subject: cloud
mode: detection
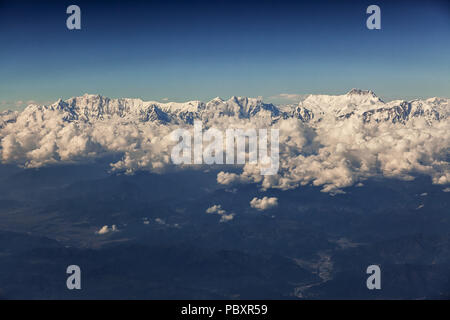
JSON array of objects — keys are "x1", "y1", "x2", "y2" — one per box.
[
  {"x1": 206, "y1": 204, "x2": 226, "y2": 215},
  {"x1": 250, "y1": 196, "x2": 278, "y2": 211},
  {"x1": 218, "y1": 116, "x2": 450, "y2": 194},
  {"x1": 96, "y1": 225, "x2": 118, "y2": 235},
  {"x1": 220, "y1": 213, "x2": 235, "y2": 222},
  {"x1": 217, "y1": 172, "x2": 242, "y2": 185},
  {"x1": 206, "y1": 204, "x2": 235, "y2": 222}
]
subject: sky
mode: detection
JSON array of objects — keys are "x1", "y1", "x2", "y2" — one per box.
[{"x1": 0, "y1": 0, "x2": 449, "y2": 110}]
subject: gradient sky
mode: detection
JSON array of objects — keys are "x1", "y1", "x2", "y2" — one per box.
[{"x1": 0, "y1": 0, "x2": 449, "y2": 110}]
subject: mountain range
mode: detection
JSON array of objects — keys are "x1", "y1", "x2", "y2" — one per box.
[{"x1": 1, "y1": 89, "x2": 448, "y2": 126}]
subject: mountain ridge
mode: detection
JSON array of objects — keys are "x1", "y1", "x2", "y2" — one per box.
[{"x1": 2, "y1": 89, "x2": 448, "y2": 126}]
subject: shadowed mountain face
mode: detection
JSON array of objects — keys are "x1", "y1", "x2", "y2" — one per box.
[{"x1": 0, "y1": 162, "x2": 448, "y2": 299}]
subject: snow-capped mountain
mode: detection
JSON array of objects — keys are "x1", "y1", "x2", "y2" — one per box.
[
  {"x1": 290, "y1": 89, "x2": 448, "y2": 124},
  {"x1": 5, "y1": 89, "x2": 447, "y2": 127},
  {"x1": 19, "y1": 94, "x2": 282, "y2": 125}
]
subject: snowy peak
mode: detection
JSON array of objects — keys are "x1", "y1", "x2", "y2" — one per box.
[
  {"x1": 345, "y1": 88, "x2": 383, "y2": 105},
  {"x1": 346, "y1": 88, "x2": 378, "y2": 98},
  {"x1": 298, "y1": 89, "x2": 385, "y2": 120},
  {"x1": 207, "y1": 96, "x2": 279, "y2": 119}
]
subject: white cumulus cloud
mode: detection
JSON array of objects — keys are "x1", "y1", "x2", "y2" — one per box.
[
  {"x1": 250, "y1": 196, "x2": 278, "y2": 211},
  {"x1": 96, "y1": 225, "x2": 118, "y2": 235}
]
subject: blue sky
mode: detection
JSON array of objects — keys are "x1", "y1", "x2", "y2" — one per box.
[{"x1": 0, "y1": 0, "x2": 449, "y2": 110}]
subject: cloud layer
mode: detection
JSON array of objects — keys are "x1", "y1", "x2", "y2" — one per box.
[{"x1": 0, "y1": 92, "x2": 448, "y2": 195}]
